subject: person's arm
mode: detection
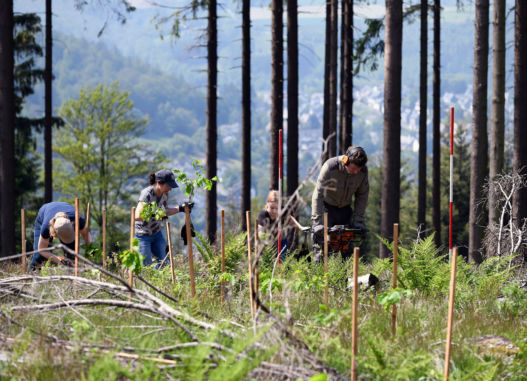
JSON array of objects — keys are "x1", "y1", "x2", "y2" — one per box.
[
  {"x1": 166, "y1": 206, "x2": 179, "y2": 216},
  {"x1": 80, "y1": 226, "x2": 92, "y2": 245},
  {"x1": 311, "y1": 161, "x2": 332, "y2": 227},
  {"x1": 353, "y1": 170, "x2": 369, "y2": 223},
  {"x1": 135, "y1": 201, "x2": 146, "y2": 221},
  {"x1": 37, "y1": 235, "x2": 62, "y2": 265}
]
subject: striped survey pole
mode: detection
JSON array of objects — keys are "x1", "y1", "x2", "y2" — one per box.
[
  {"x1": 278, "y1": 129, "x2": 283, "y2": 262},
  {"x1": 449, "y1": 107, "x2": 454, "y2": 258}
]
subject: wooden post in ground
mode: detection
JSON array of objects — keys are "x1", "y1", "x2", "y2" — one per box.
[
  {"x1": 75, "y1": 198, "x2": 80, "y2": 276},
  {"x1": 166, "y1": 221, "x2": 175, "y2": 284},
  {"x1": 185, "y1": 203, "x2": 196, "y2": 298},
  {"x1": 129, "y1": 206, "x2": 135, "y2": 289},
  {"x1": 221, "y1": 210, "x2": 225, "y2": 304},
  {"x1": 86, "y1": 202, "x2": 91, "y2": 233},
  {"x1": 21, "y1": 209, "x2": 26, "y2": 274},
  {"x1": 246, "y1": 211, "x2": 254, "y2": 319},
  {"x1": 102, "y1": 209, "x2": 107, "y2": 269},
  {"x1": 444, "y1": 247, "x2": 458, "y2": 381},
  {"x1": 324, "y1": 212, "x2": 329, "y2": 310},
  {"x1": 392, "y1": 223, "x2": 399, "y2": 336},
  {"x1": 254, "y1": 218, "x2": 259, "y2": 312},
  {"x1": 351, "y1": 247, "x2": 360, "y2": 381}
]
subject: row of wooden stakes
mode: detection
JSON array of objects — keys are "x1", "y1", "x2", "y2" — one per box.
[{"x1": 18, "y1": 203, "x2": 458, "y2": 381}]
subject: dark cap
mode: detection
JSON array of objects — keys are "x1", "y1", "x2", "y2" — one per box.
[{"x1": 155, "y1": 169, "x2": 178, "y2": 188}]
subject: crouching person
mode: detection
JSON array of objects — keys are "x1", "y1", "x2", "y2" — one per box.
[{"x1": 29, "y1": 201, "x2": 91, "y2": 270}]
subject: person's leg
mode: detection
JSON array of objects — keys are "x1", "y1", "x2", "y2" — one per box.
[
  {"x1": 137, "y1": 235, "x2": 153, "y2": 266},
  {"x1": 151, "y1": 231, "x2": 167, "y2": 266},
  {"x1": 29, "y1": 221, "x2": 46, "y2": 271}
]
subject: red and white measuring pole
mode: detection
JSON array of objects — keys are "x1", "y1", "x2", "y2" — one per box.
[
  {"x1": 278, "y1": 129, "x2": 283, "y2": 262},
  {"x1": 449, "y1": 107, "x2": 454, "y2": 258}
]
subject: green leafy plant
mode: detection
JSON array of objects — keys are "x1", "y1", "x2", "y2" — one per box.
[
  {"x1": 139, "y1": 201, "x2": 166, "y2": 221},
  {"x1": 119, "y1": 238, "x2": 144, "y2": 275},
  {"x1": 81, "y1": 242, "x2": 103, "y2": 263},
  {"x1": 174, "y1": 160, "x2": 218, "y2": 200},
  {"x1": 377, "y1": 288, "x2": 413, "y2": 312}
]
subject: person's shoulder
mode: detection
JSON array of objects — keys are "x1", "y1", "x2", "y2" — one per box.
[
  {"x1": 322, "y1": 156, "x2": 342, "y2": 172},
  {"x1": 139, "y1": 186, "x2": 154, "y2": 201},
  {"x1": 257, "y1": 210, "x2": 268, "y2": 219}
]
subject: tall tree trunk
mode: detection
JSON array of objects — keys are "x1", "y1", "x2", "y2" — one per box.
[
  {"x1": 417, "y1": 0, "x2": 428, "y2": 232},
  {"x1": 513, "y1": 0, "x2": 527, "y2": 262},
  {"x1": 206, "y1": 0, "x2": 218, "y2": 243},
  {"x1": 380, "y1": 0, "x2": 402, "y2": 259},
  {"x1": 489, "y1": 0, "x2": 506, "y2": 224},
  {"x1": 44, "y1": 0, "x2": 52, "y2": 202},
  {"x1": 287, "y1": 0, "x2": 298, "y2": 200},
  {"x1": 469, "y1": 0, "x2": 489, "y2": 264},
  {"x1": 0, "y1": 0, "x2": 15, "y2": 257},
  {"x1": 241, "y1": 0, "x2": 251, "y2": 230},
  {"x1": 270, "y1": 0, "x2": 283, "y2": 189},
  {"x1": 339, "y1": 0, "x2": 353, "y2": 153},
  {"x1": 322, "y1": 0, "x2": 331, "y2": 162},
  {"x1": 432, "y1": 0, "x2": 441, "y2": 248},
  {"x1": 327, "y1": 0, "x2": 338, "y2": 157}
]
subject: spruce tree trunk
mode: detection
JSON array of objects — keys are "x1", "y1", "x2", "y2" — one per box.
[
  {"x1": 44, "y1": 0, "x2": 52, "y2": 202},
  {"x1": 322, "y1": 0, "x2": 331, "y2": 162},
  {"x1": 206, "y1": 0, "x2": 218, "y2": 243},
  {"x1": 270, "y1": 0, "x2": 283, "y2": 189},
  {"x1": 0, "y1": 0, "x2": 15, "y2": 256},
  {"x1": 513, "y1": 0, "x2": 527, "y2": 262},
  {"x1": 489, "y1": 0, "x2": 506, "y2": 224},
  {"x1": 327, "y1": 0, "x2": 338, "y2": 157},
  {"x1": 339, "y1": 0, "x2": 353, "y2": 153},
  {"x1": 469, "y1": 0, "x2": 489, "y2": 264},
  {"x1": 417, "y1": 0, "x2": 428, "y2": 232},
  {"x1": 287, "y1": 0, "x2": 298, "y2": 200},
  {"x1": 241, "y1": 0, "x2": 251, "y2": 230},
  {"x1": 432, "y1": 0, "x2": 441, "y2": 248},
  {"x1": 380, "y1": 0, "x2": 402, "y2": 259}
]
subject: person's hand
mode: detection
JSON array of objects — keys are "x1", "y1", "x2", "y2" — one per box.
[
  {"x1": 353, "y1": 221, "x2": 369, "y2": 232},
  {"x1": 58, "y1": 257, "x2": 73, "y2": 267},
  {"x1": 178, "y1": 202, "x2": 195, "y2": 213}
]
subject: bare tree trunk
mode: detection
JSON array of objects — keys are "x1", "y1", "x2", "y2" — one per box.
[
  {"x1": 44, "y1": 0, "x2": 52, "y2": 202},
  {"x1": 322, "y1": 0, "x2": 331, "y2": 163},
  {"x1": 489, "y1": 0, "x2": 506, "y2": 226},
  {"x1": 380, "y1": 0, "x2": 402, "y2": 259},
  {"x1": 513, "y1": 0, "x2": 527, "y2": 261},
  {"x1": 339, "y1": 0, "x2": 353, "y2": 153},
  {"x1": 206, "y1": 0, "x2": 218, "y2": 243},
  {"x1": 417, "y1": 0, "x2": 428, "y2": 232},
  {"x1": 469, "y1": 0, "x2": 489, "y2": 264},
  {"x1": 328, "y1": 0, "x2": 338, "y2": 157},
  {"x1": 287, "y1": 0, "x2": 298, "y2": 200},
  {"x1": 241, "y1": 0, "x2": 251, "y2": 230},
  {"x1": 432, "y1": 0, "x2": 441, "y2": 248},
  {"x1": 0, "y1": 0, "x2": 15, "y2": 257},
  {"x1": 270, "y1": 0, "x2": 283, "y2": 189}
]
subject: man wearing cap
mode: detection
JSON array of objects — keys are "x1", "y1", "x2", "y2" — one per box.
[
  {"x1": 134, "y1": 169, "x2": 191, "y2": 266},
  {"x1": 30, "y1": 201, "x2": 92, "y2": 270},
  {"x1": 311, "y1": 146, "x2": 370, "y2": 262}
]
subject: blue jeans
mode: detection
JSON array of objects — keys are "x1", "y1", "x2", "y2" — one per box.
[
  {"x1": 136, "y1": 232, "x2": 167, "y2": 266},
  {"x1": 29, "y1": 219, "x2": 45, "y2": 270}
]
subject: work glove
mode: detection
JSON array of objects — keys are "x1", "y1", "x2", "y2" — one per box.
[
  {"x1": 178, "y1": 201, "x2": 195, "y2": 214},
  {"x1": 353, "y1": 221, "x2": 369, "y2": 233},
  {"x1": 180, "y1": 223, "x2": 196, "y2": 246}
]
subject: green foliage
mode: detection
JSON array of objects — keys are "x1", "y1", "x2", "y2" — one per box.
[
  {"x1": 139, "y1": 201, "x2": 166, "y2": 221},
  {"x1": 377, "y1": 288, "x2": 413, "y2": 312},
  {"x1": 82, "y1": 242, "x2": 103, "y2": 264},
  {"x1": 55, "y1": 81, "x2": 165, "y2": 250},
  {"x1": 174, "y1": 159, "x2": 218, "y2": 199},
  {"x1": 497, "y1": 281, "x2": 527, "y2": 316},
  {"x1": 119, "y1": 238, "x2": 143, "y2": 275}
]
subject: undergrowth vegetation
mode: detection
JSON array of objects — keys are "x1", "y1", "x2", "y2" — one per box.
[{"x1": 0, "y1": 234, "x2": 526, "y2": 380}]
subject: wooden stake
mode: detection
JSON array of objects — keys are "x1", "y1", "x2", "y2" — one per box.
[
  {"x1": 246, "y1": 211, "x2": 254, "y2": 319},
  {"x1": 75, "y1": 198, "x2": 80, "y2": 276},
  {"x1": 392, "y1": 223, "x2": 399, "y2": 336},
  {"x1": 166, "y1": 221, "x2": 175, "y2": 284},
  {"x1": 185, "y1": 203, "x2": 196, "y2": 298},
  {"x1": 102, "y1": 209, "x2": 107, "y2": 270},
  {"x1": 444, "y1": 247, "x2": 458, "y2": 381},
  {"x1": 129, "y1": 206, "x2": 135, "y2": 289},
  {"x1": 221, "y1": 210, "x2": 225, "y2": 304},
  {"x1": 21, "y1": 209, "x2": 26, "y2": 275},
  {"x1": 351, "y1": 247, "x2": 359, "y2": 381},
  {"x1": 254, "y1": 218, "x2": 259, "y2": 312},
  {"x1": 86, "y1": 202, "x2": 91, "y2": 233},
  {"x1": 324, "y1": 212, "x2": 329, "y2": 310}
]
